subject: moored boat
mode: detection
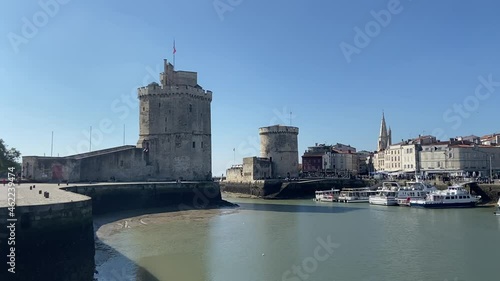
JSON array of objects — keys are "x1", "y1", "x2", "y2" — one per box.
[
  {"x1": 410, "y1": 185, "x2": 481, "y2": 208},
  {"x1": 495, "y1": 198, "x2": 500, "y2": 215},
  {"x1": 338, "y1": 188, "x2": 377, "y2": 203},
  {"x1": 315, "y1": 189, "x2": 340, "y2": 202},
  {"x1": 396, "y1": 181, "x2": 438, "y2": 206},
  {"x1": 369, "y1": 182, "x2": 399, "y2": 206}
]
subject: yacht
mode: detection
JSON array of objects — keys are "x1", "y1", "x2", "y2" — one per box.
[
  {"x1": 396, "y1": 181, "x2": 438, "y2": 206},
  {"x1": 338, "y1": 188, "x2": 377, "y2": 203},
  {"x1": 314, "y1": 189, "x2": 340, "y2": 202},
  {"x1": 369, "y1": 182, "x2": 399, "y2": 206},
  {"x1": 495, "y1": 198, "x2": 500, "y2": 215},
  {"x1": 410, "y1": 185, "x2": 481, "y2": 208}
]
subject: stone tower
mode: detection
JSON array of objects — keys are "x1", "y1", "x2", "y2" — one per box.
[
  {"x1": 137, "y1": 59, "x2": 212, "y2": 181},
  {"x1": 259, "y1": 125, "x2": 299, "y2": 178},
  {"x1": 377, "y1": 112, "x2": 391, "y2": 151}
]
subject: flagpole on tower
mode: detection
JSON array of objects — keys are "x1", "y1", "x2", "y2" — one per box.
[{"x1": 173, "y1": 39, "x2": 176, "y2": 69}]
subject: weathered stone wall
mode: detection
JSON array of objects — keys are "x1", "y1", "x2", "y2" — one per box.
[
  {"x1": 23, "y1": 156, "x2": 81, "y2": 182},
  {"x1": 0, "y1": 200, "x2": 94, "y2": 281},
  {"x1": 79, "y1": 147, "x2": 152, "y2": 182},
  {"x1": 226, "y1": 166, "x2": 245, "y2": 182},
  {"x1": 137, "y1": 79, "x2": 212, "y2": 181},
  {"x1": 64, "y1": 182, "x2": 223, "y2": 215},
  {"x1": 251, "y1": 157, "x2": 272, "y2": 180},
  {"x1": 221, "y1": 179, "x2": 371, "y2": 198},
  {"x1": 260, "y1": 125, "x2": 299, "y2": 178}
]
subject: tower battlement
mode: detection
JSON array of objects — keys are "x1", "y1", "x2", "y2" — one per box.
[
  {"x1": 259, "y1": 125, "x2": 299, "y2": 135},
  {"x1": 138, "y1": 84, "x2": 212, "y2": 101}
]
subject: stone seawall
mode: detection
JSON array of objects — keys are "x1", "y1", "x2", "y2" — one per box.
[
  {"x1": 221, "y1": 179, "x2": 372, "y2": 198},
  {"x1": 64, "y1": 182, "x2": 224, "y2": 215},
  {"x1": 0, "y1": 199, "x2": 94, "y2": 281},
  {"x1": 0, "y1": 181, "x2": 228, "y2": 281}
]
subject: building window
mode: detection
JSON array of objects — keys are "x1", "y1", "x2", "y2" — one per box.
[
  {"x1": 120, "y1": 160, "x2": 123, "y2": 167},
  {"x1": 165, "y1": 127, "x2": 167, "y2": 132},
  {"x1": 189, "y1": 104, "x2": 192, "y2": 112},
  {"x1": 201, "y1": 142, "x2": 204, "y2": 148},
  {"x1": 159, "y1": 103, "x2": 161, "y2": 107},
  {"x1": 193, "y1": 141, "x2": 195, "y2": 148},
  {"x1": 142, "y1": 107, "x2": 145, "y2": 111}
]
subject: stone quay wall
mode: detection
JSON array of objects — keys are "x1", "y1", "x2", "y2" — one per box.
[
  {"x1": 221, "y1": 179, "x2": 372, "y2": 198},
  {"x1": 64, "y1": 182, "x2": 224, "y2": 215},
  {"x1": 0, "y1": 199, "x2": 94, "y2": 281}
]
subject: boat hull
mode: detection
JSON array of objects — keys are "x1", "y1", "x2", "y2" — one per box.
[
  {"x1": 369, "y1": 198, "x2": 398, "y2": 206},
  {"x1": 339, "y1": 198, "x2": 369, "y2": 203},
  {"x1": 410, "y1": 201, "x2": 477, "y2": 208}
]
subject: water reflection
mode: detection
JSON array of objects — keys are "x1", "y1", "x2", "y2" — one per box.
[{"x1": 95, "y1": 200, "x2": 500, "y2": 281}]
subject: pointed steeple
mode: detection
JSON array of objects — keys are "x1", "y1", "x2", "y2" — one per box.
[{"x1": 377, "y1": 112, "x2": 389, "y2": 151}]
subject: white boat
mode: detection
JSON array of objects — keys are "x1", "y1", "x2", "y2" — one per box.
[
  {"x1": 314, "y1": 189, "x2": 340, "y2": 202},
  {"x1": 369, "y1": 182, "x2": 399, "y2": 206},
  {"x1": 338, "y1": 188, "x2": 377, "y2": 203},
  {"x1": 495, "y1": 198, "x2": 500, "y2": 215},
  {"x1": 410, "y1": 185, "x2": 481, "y2": 208},
  {"x1": 396, "y1": 181, "x2": 438, "y2": 206}
]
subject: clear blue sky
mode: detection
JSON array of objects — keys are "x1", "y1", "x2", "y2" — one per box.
[{"x1": 2, "y1": 0, "x2": 500, "y2": 176}]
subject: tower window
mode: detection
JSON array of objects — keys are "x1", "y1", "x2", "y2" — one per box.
[
  {"x1": 189, "y1": 104, "x2": 192, "y2": 112},
  {"x1": 165, "y1": 127, "x2": 167, "y2": 132},
  {"x1": 192, "y1": 141, "x2": 195, "y2": 148},
  {"x1": 159, "y1": 103, "x2": 161, "y2": 107},
  {"x1": 201, "y1": 142, "x2": 204, "y2": 148},
  {"x1": 143, "y1": 107, "x2": 145, "y2": 111}
]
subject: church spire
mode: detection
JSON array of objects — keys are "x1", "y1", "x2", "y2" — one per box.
[{"x1": 377, "y1": 112, "x2": 389, "y2": 151}]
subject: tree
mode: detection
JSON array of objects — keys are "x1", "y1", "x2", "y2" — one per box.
[{"x1": 0, "y1": 139, "x2": 21, "y2": 176}]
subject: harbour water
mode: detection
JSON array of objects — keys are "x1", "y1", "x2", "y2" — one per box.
[{"x1": 94, "y1": 197, "x2": 500, "y2": 281}]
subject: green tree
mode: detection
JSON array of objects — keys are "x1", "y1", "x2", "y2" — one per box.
[{"x1": 0, "y1": 139, "x2": 21, "y2": 176}]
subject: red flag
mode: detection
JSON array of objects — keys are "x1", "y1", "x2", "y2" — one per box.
[{"x1": 173, "y1": 40, "x2": 176, "y2": 54}]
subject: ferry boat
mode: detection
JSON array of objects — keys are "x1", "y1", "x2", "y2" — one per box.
[
  {"x1": 409, "y1": 185, "x2": 481, "y2": 208},
  {"x1": 314, "y1": 189, "x2": 340, "y2": 202},
  {"x1": 338, "y1": 188, "x2": 377, "y2": 203},
  {"x1": 396, "y1": 181, "x2": 438, "y2": 206},
  {"x1": 369, "y1": 182, "x2": 399, "y2": 206},
  {"x1": 495, "y1": 198, "x2": 500, "y2": 216}
]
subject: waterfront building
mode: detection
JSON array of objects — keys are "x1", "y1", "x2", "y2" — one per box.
[
  {"x1": 23, "y1": 58, "x2": 213, "y2": 182},
  {"x1": 420, "y1": 140, "x2": 500, "y2": 178},
  {"x1": 301, "y1": 143, "x2": 361, "y2": 176}
]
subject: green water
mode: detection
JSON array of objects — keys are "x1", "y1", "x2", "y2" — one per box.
[{"x1": 94, "y1": 198, "x2": 500, "y2": 281}]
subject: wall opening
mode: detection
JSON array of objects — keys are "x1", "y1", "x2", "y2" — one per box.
[{"x1": 193, "y1": 141, "x2": 196, "y2": 148}]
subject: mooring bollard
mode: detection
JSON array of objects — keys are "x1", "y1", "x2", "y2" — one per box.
[
  {"x1": 44, "y1": 192, "x2": 50, "y2": 198},
  {"x1": 30, "y1": 186, "x2": 32, "y2": 190},
  {"x1": 39, "y1": 190, "x2": 42, "y2": 194}
]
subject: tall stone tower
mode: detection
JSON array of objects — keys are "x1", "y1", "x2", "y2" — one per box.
[
  {"x1": 137, "y1": 59, "x2": 212, "y2": 181},
  {"x1": 259, "y1": 125, "x2": 299, "y2": 178},
  {"x1": 377, "y1": 112, "x2": 391, "y2": 151}
]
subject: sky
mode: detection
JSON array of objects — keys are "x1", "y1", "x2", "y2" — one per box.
[{"x1": 1, "y1": 0, "x2": 500, "y2": 176}]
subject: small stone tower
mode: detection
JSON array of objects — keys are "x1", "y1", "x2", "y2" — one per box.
[
  {"x1": 259, "y1": 125, "x2": 299, "y2": 178},
  {"x1": 137, "y1": 59, "x2": 212, "y2": 180}
]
